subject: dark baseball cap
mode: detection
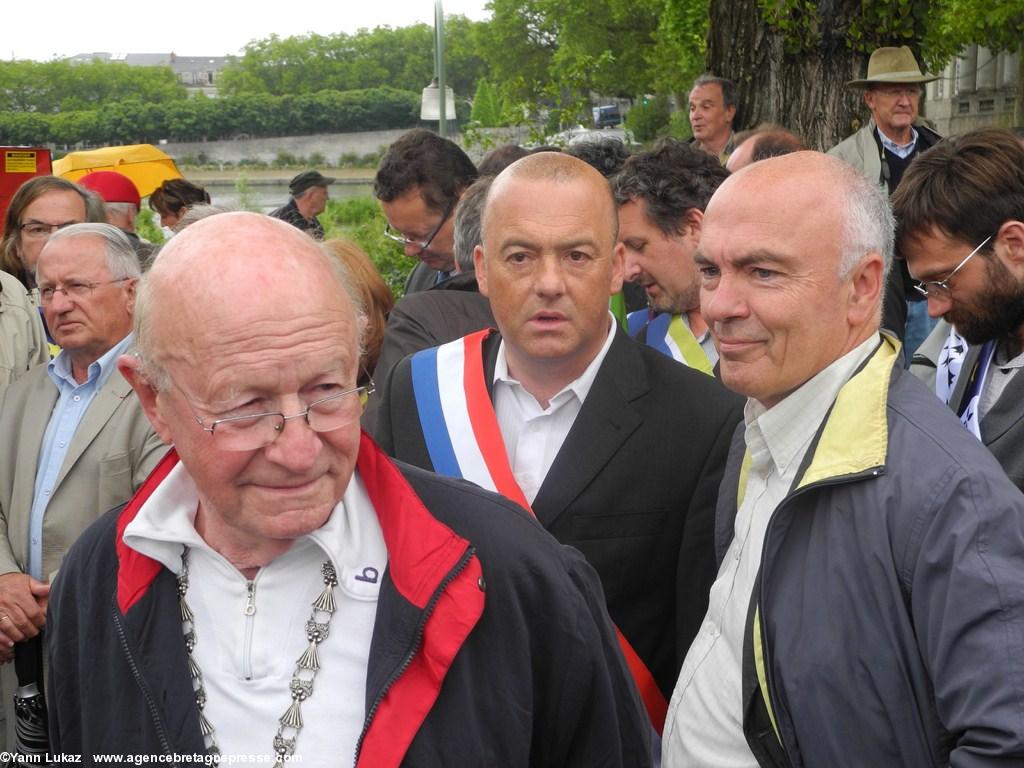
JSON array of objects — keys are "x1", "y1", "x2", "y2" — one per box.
[{"x1": 289, "y1": 170, "x2": 336, "y2": 196}]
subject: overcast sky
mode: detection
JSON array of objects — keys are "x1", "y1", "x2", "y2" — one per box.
[{"x1": 2, "y1": 0, "x2": 491, "y2": 62}]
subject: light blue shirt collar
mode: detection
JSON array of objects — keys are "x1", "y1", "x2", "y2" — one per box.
[
  {"x1": 877, "y1": 125, "x2": 918, "y2": 160},
  {"x1": 48, "y1": 332, "x2": 134, "y2": 391}
]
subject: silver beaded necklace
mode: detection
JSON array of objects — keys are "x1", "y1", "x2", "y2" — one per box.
[{"x1": 177, "y1": 547, "x2": 339, "y2": 767}]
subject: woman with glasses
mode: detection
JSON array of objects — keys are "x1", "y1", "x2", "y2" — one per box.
[{"x1": 0, "y1": 175, "x2": 99, "y2": 300}]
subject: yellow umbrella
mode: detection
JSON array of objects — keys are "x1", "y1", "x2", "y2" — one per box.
[{"x1": 53, "y1": 144, "x2": 182, "y2": 197}]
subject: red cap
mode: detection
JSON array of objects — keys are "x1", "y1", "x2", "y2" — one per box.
[{"x1": 78, "y1": 171, "x2": 141, "y2": 209}]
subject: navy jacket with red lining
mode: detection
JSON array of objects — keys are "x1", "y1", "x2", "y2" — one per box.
[{"x1": 47, "y1": 433, "x2": 651, "y2": 767}]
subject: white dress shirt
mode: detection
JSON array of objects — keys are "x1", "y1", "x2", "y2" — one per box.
[
  {"x1": 663, "y1": 334, "x2": 879, "y2": 766},
  {"x1": 493, "y1": 315, "x2": 616, "y2": 505}
]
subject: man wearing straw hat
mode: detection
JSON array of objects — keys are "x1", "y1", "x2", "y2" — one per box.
[
  {"x1": 829, "y1": 45, "x2": 941, "y2": 192},
  {"x1": 830, "y1": 45, "x2": 942, "y2": 348}
]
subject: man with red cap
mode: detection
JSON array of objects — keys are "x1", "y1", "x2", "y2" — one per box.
[{"x1": 77, "y1": 171, "x2": 154, "y2": 263}]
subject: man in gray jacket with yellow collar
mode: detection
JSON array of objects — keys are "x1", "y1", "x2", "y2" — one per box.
[{"x1": 663, "y1": 151, "x2": 1024, "y2": 766}]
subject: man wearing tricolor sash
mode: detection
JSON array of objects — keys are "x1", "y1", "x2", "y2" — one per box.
[
  {"x1": 614, "y1": 140, "x2": 729, "y2": 375},
  {"x1": 896, "y1": 129, "x2": 1024, "y2": 492},
  {"x1": 374, "y1": 152, "x2": 744, "y2": 731}
]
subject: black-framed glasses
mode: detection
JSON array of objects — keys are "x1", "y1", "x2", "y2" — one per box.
[
  {"x1": 174, "y1": 380, "x2": 376, "y2": 452},
  {"x1": 39, "y1": 277, "x2": 132, "y2": 305},
  {"x1": 912, "y1": 235, "x2": 992, "y2": 298},
  {"x1": 19, "y1": 221, "x2": 79, "y2": 239},
  {"x1": 383, "y1": 199, "x2": 456, "y2": 254}
]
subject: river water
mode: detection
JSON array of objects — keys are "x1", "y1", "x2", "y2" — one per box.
[{"x1": 200, "y1": 180, "x2": 375, "y2": 213}]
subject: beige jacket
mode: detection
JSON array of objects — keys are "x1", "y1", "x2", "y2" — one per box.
[
  {"x1": 0, "y1": 270, "x2": 48, "y2": 389},
  {"x1": 0, "y1": 355, "x2": 166, "y2": 745},
  {"x1": 0, "y1": 360, "x2": 166, "y2": 582}
]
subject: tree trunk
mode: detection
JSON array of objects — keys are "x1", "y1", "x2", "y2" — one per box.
[{"x1": 706, "y1": 0, "x2": 874, "y2": 151}]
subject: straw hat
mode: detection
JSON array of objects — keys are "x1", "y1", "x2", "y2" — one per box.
[{"x1": 847, "y1": 46, "x2": 938, "y2": 88}]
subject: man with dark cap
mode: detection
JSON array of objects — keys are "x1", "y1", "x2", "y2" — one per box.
[{"x1": 270, "y1": 170, "x2": 335, "y2": 240}]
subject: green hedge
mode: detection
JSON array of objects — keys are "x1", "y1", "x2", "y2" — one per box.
[{"x1": 0, "y1": 87, "x2": 420, "y2": 146}]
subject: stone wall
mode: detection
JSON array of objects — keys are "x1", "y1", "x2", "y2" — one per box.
[
  {"x1": 158, "y1": 128, "x2": 414, "y2": 166},
  {"x1": 158, "y1": 125, "x2": 542, "y2": 166}
]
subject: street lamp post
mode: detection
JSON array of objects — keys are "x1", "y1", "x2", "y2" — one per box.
[{"x1": 435, "y1": 0, "x2": 446, "y2": 136}]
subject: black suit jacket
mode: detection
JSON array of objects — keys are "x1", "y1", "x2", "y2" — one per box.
[
  {"x1": 404, "y1": 260, "x2": 446, "y2": 294},
  {"x1": 362, "y1": 271, "x2": 495, "y2": 433},
  {"x1": 374, "y1": 326, "x2": 744, "y2": 697}
]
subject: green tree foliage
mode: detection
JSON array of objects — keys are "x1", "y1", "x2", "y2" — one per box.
[
  {"x1": 925, "y1": 0, "x2": 1024, "y2": 67},
  {"x1": 0, "y1": 59, "x2": 186, "y2": 112},
  {"x1": 652, "y1": 0, "x2": 710, "y2": 95},
  {"x1": 217, "y1": 17, "x2": 487, "y2": 104},
  {"x1": 470, "y1": 78, "x2": 503, "y2": 125},
  {"x1": 321, "y1": 197, "x2": 417, "y2": 297},
  {"x1": 481, "y1": 0, "x2": 666, "y2": 123}
]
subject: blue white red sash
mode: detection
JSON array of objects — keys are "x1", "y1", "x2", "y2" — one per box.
[
  {"x1": 409, "y1": 328, "x2": 669, "y2": 732},
  {"x1": 410, "y1": 329, "x2": 530, "y2": 510}
]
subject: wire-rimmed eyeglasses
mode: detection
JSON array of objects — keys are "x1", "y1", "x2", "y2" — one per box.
[
  {"x1": 39, "y1": 278, "x2": 131, "y2": 305},
  {"x1": 174, "y1": 380, "x2": 375, "y2": 452},
  {"x1": 383, "y1": 198, "x2": 456, "y2": 254},
  {"x1": 912, "y1": 235, "x2": 993, "y2": 299}
]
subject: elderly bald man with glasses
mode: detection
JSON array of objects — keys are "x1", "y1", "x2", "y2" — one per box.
[{"x1": 44, "y1": 211, "x2": 653, "y2": 766}]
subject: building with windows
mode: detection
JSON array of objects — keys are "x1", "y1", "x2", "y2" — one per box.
[
  {"x1": 925, "y1": 47, "x2": 1020, "y2": 134},
  {"x1": 68, "y1": 52, "x2": 230, "y2": 97}
]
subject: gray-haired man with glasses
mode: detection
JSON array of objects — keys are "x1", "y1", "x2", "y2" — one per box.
[
  {"x1": 0, "y1": 222, "x2": 165, "y2": 747},
  {"x1": 44, "y1": 212, "x2": 653, "y2": 765},
  {"x1": 897, "y1": 128, "x2": 1024, "y2": 491}
]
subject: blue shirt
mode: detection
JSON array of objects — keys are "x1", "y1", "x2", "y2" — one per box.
[
  {"x1": 878, "y1": 125, "x2": 918, "y2": 159},
  {"x1": 27, "y1": 333, "x2": 134, "y2": 580}
]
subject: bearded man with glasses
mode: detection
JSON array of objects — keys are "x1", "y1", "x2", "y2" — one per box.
[
  {"x1": 898, "y1": 128, "x2": 1024, "y2": 492},
  {"x1": 374, "y1": 128, "x2": 478, "y2": 294},
  {"x1": 0, "y1": 223, "x2": 164, "y2": 748},
  {"x1": 44, "y1": 212, "x2": 652, "y2": 766}
]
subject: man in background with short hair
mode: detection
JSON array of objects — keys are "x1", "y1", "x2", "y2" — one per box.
[
  {"x1": 374, "y1": 128, "x2": 478, "y2": 294},
  {"x1": 615, "y1": 139, "x2": 729, "y2": 373},
  {"x1": 688, "y1": 75, "x2": 738, "y2": 162},
  {"x1": 270, "y1": 170, "x2": 335, "y2": 240},
  {"x1": 369, "y1": 176, "x2": 496, "y2": 395}
]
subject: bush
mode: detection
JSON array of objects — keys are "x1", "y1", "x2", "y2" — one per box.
[
  {"x1": 11, "y1": 86, "x2": 422, "y2": 147},
  {"x1": 625, "y1": 95, "x2": 672, "y2": 144},
  {"x1": 321, "y1": 196, "x2": 417, "y2": 297},
  {"x1": 273, "y1": 150, "x2": 299, "y2": 168}
]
